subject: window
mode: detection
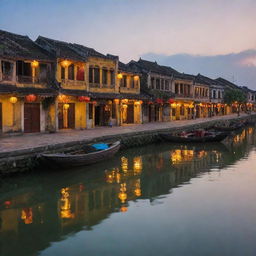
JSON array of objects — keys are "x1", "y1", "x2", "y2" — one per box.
[
  {"x1": 175, "y1": 83, "x2": 179, "y2": 94},
  {"x1": 89, "y1": 66, "x2": 93, "y2": 83},
  {"x1": 218, "y1": 91, "x2": 221, "y2": 99},
  {"x1": 180, "y1": 84, "x2": 184, "y2": 94},
  {"x1": 1, "y1": 61, "x2": 13, "y2": 80},
  {"x1": 68, "y1": 64, "x2": 74, "y2": 80},
  {"x1": 131, "y1": 77, "x2": 135, "y2": 88},
  {"x1": 102, "y1": 68, "x2": 108, "y2": 84},
  {"x1": 122, "y1": 75, "x2": 127, "y2": 87},
  {"x1": 89, "y1": 103, "x2": 93, "y2": 119},
  {"x1": 94, "y1": 66, "x2": 100, "y2": 83},
  {"x1": 16, "y1": 60, "x2": 32, "y2": 76},
  {"x1": 76, "y1": 66, "x2": 85, "y2": 81},
  {"x1": 110, "y1": 69, "x2": 115, "y2": 85},
  {"x1": 150, "y1": 77, "x2": 154, "y2": 89},
  {"x1": 156, "y1": 79, "x2": 160, "y2": 90},
  {"x1": 165, "y1": 80, "x2": 169, "y2": 90},
  {"x1": 213, "y1": 90, "x2": 216, "y2": 99},
  {"x1": 161, "y1": 79, "x2": 164, "y2": 90}
]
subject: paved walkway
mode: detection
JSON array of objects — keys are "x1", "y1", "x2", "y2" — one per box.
[{"x1": 0, "y1": 113, "x2": 252, "y2": 154}]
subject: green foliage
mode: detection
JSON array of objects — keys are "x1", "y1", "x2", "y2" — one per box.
[
  {"x1": 150, "y1": 90, "x2": 171, "y2": 100},
  {"x1": 224, "y1": 89, "x2": 247, "y2": 105},
  {"x1": 42, "y1": 96, "x2": 56, "y2": 110}
]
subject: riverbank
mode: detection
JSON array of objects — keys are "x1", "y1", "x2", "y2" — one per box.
[{"x1": 1, "y1": 113, "x2": 255, "y2": 175}]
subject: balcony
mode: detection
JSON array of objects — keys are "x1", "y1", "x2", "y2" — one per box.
[
  {"x1": 120, "y1": 86, "x2": 139, "y2": 94},
  {"x1": 61, "y1": 79, "x2": 87, "y2": 90},
  {"x1": 175, "y1": 93, "x2": 193, "y2": 99},
  {"x1": 1, "y1": 74, "x2": 13, "y2": 81},
  {"x1": 17, "y1": 76, "x2": 50, "y2": 84}
]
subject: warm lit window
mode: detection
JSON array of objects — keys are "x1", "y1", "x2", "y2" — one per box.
[
  {"x1": 68, "y1": 64, "x2": 74, "y2": 80},
  {"x1": 76, "y1": 66, "x2": 85, "y2": 81},
  {"x1": 61, "y1": 67, "x2": 65, "y2": 80}
]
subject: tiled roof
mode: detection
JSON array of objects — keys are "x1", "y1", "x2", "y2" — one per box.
[
  {"x1": 0, "y1": 84, "x2": 57, "y2": 96},
  {"x1": 129, "y1": 59, "x2": 179, "y2": 76},
  {"x1": 215, "y1": 77, "x2": 241, "y2": 90},
  {"x1": 71, "y1": 43, "x2": 111, "y2": 60},
  {"x1": 0, "y1": 30, "x2": 53, "y2": 61},
  {"x1": 118, "y1": 61, "x2": 138, "y2": 74},
  {"x1": 36, "y1": 36, "x2": 86, "y2": 62},
  {"x1": 173, "y1": 72, "x2": 195, "y2": 81}
]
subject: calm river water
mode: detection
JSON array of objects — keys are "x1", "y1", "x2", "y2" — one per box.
[{"x1": 1, "y1": 127, "x2": 256, "y2": 256}]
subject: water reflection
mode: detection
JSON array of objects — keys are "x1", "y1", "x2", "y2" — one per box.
[{"x1": 0, "y1": 126, "x2": 255, "y2": 256}]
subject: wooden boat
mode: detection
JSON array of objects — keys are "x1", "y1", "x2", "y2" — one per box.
[
  {"x1": 213, "y1": 122, "x2": 245, "y2": 131},
  {"x1": 160, "y1": 131, "x2": 228, "y2": 143},
  {"x1": 40, "y1": 141, "x2": 121, "y2": 167}
]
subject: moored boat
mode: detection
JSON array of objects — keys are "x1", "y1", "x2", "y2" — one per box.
[
  {"x1": 160, "y1": 130, "x2": 228, "y2": 143},
  {"x1": 40, "y1": 141, "x2": 121, "y2": 167}
]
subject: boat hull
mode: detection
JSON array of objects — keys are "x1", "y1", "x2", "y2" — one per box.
[{"x1": 41, "y1": 141, "x2": 121, "y2": 167}]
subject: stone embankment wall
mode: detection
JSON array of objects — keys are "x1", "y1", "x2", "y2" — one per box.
[{"x1": 1, "y1": 115, "x2": 256, "y2": 176}]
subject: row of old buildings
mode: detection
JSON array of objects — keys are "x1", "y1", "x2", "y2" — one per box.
[{"x1": 0, "y1": 29, "x2": 255, "y2": 133}]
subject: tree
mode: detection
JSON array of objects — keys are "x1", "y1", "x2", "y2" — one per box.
[{"x1": 224, "y1": 89, "x2": 247, "y2": 115}]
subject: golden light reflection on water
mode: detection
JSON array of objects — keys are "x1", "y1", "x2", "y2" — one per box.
[
  {"x1": 1, "y1": 127, "x2": 256, "y2": 256},
  {"x1": 21, "y1": 208, "x2": 33, "y2": 224},
  {"x1": 60, "y1": 188, "x2": 74, "y2": 219}
]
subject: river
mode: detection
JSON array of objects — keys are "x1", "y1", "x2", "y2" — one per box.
[{"x1": 0, "y1": 126, "x2": 256, "y2": 256}]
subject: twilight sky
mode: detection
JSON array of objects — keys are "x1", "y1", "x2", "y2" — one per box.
[{"x1": 1, "y1": 0, "x2": 256, "y2": 88}]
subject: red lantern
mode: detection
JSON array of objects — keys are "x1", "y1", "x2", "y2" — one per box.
[
  {"x1": 78, "y1": 96, "x2": 90, "y2": 102},
  {"x1": 147, "y1": 101, "x2": 153, "y2": 105},
  {"x1": 156, "y1": 98, "x2": 163, "y2": 104},
  {"x1": 25, "y1": 94, "x2": 36, "y2": 102},
  {"x1": 168, "y1": 98, "x2": 175, "y2": 104},
  {"x1": 92, "y1": 101, "x2": 97, "y2": 105}
]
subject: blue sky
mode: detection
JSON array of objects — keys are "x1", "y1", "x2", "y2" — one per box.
[{"x1": 1, "y1": 0, "x2": 256, "y2": 87}]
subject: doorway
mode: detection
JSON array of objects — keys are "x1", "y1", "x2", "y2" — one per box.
[
  {"x1": 58, "y1": 103, "x2": 75, "y2": 129},
  {"x1": 24, "y1": 103, "x2": 40, "y2": 133}
]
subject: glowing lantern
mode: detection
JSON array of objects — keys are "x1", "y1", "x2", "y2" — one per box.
[
  {"x1": 134, "y1": 75, "x2": 139, "y2": 81},
  {"x1": 135, "y1": 101, "x2": 141, "y2": 105},
  {"x1": 117, "y1": 73, "x2": 123, "y2": 79},
  {"x1": 25, "y1": 94, "x2": 36, "y2": 102},
  {"x1": 61, "y1": 60, "x2": 71, "y2": 68},
  {"x1": 168, "y1": 98, "x2": 175, "y2": 104},
  {"x1": 78, "y1": 96, "x2": 90, "y2": 102},
  {"x1": 63, "y1": 103, "x2": 70, "y2": 110},
  {"x1": 92, "y1": 101, "x2": 97, "y2": 105},
  {"x1": 122, "y1": 104, "x2": 128, "y2": 109},
  {"x1": 31, "y1": 60, "x2": 39, "y2": 68},
  {"x1": 171, "y1": 103, "x2": 177, "y2": 108},
  {"x1": 122, "y1": 99, "x2": 128, "y2": 104},
  {"x1": 148, "y1": 101, "x2": 153, "y2": 105},
  {"x1": 114, "y1": 99, "x2": 120, "y2": 104},
  {"x1": 107, "y1": 100, "x2": 112, "y2": 105},
  {"x1": 120, "y1": 206, "x2": 128, "y2": 212},
  {"x1": 58, "y1": 94, "x2": 68, "y2": 103},
  {"x1": 156, "y1": 98, "x2": 163, "y2": 104},
  {"x1": 9, "y1": 96, "x2": 18, "y2": 104}
]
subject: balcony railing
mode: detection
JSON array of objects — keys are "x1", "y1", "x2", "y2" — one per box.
[
  {"x1": 175, "y1": 93, "x2": 193, "y2": 98},
  {"x1": 1, "y1": 74, "x2": 13, "y2": 81},
  {"x1": 89, "y1": 83, "x2": 115, "y2": 89},
  {"x1": 61, "y1": 79, "x2": 86, "y2": 87},
  {"x1": 17, "y1": 76, "x2": 49, "y2": 84}
]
